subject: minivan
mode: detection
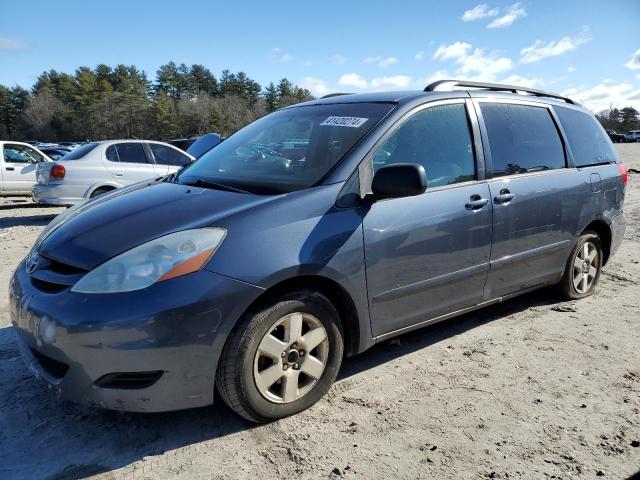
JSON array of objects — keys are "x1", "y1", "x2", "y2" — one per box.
[{"x1": 10, "y1": 80, "x2": 627, "y2": 422}]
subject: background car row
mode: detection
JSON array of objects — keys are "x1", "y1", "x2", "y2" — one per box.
[
  {"x1": 607, "y1": 129, "x2": 640, "y2": 142},
  {"x1": 0, "y1": 133, "x2": 221, "y2": 203}
]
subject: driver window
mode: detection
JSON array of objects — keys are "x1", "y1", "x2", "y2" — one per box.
[
  {"x1": 4, "y1": 144, "x2": 40, "y2": 164},
  {"x1": 372, "y1": 103, "x2": 476, "y2": 188}
]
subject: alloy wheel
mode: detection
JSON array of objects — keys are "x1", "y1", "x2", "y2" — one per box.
[
  {"x1": 573, "y1": 241, "x2": 599, "y2": 294},
  {"x1": 253, "y1": 312, "x2": 329, "y2": 404}
]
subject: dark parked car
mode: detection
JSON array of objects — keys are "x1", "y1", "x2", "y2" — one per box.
[
  {"x1": 607, "y1": 130, "x2": 626, "y2": 143},
  {"x1": 186, "y1": 133, "x2": 222, "y2": 158},
  {"x1": 11, "y1": 80, "x2": 626, "y2": 422}
]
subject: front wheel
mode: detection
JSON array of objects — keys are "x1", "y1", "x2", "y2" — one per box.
[
  {"x1": 557, "y1": 231, "x2": 603, "y2": 299},
  {"x1": 216, "y1": 290, "x2": 343, "y2": 423}
]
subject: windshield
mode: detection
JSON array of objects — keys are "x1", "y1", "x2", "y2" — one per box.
[{"x1": 176, "y1": 102, "x2": 394, "y2": 194}]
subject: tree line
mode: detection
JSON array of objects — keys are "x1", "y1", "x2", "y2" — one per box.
[
  {"x1": 595, "y1": 106, "x2": 640, "y2": 133},
  {"x1": 0, "y1": 62, "x2": 313, "y2": 141}
]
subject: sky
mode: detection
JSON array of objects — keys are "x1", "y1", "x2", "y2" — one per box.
[{"x1": 1, "y1": 0, "x2": 639, "y2": 113}]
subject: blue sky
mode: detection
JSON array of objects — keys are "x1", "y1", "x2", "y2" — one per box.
[{"x1": 1, "y1": 0, "x2": 639, "y2": 112}]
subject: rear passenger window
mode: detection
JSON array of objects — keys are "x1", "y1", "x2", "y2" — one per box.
[
  {"x1": 105, "y1": 145, "x2": 119, "y2": 162},
  {"x1": 111, "y1": 143, "x2": 148, "y2": 164},
  {"x1": 554, "y1": 106, "x2": 618, "y2": 167},
  {"x1": 372, "y1": 103, "x2": 476, "y2": 188},
  {"x1": 480, "y1": 103, "x2": 566, "y2": 177},
  {"x1": 149, "y1": 144, "x2": 191, "y2": 167}
]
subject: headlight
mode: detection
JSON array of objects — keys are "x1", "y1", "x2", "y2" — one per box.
[{"x1": 71, "y1": 228, "x2": 226, "y2": 293}]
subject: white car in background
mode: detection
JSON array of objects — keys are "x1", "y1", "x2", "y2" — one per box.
[
  {"x1": 0, "y1": 141, "x2": 52, "y2": 197},
  {"x1": 33, "y1": 140, "x2": 195, "y2": 206}
]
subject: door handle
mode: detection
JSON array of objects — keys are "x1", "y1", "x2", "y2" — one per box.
[
  {"x1": 465, "y1": 195, "x2": 489, "y2": 210},
  {"x1": 5, "y1": 166, "x2": 15, "y2": 171},
  {"x1": 113, "y1": 171, "x2": 125, "y2": 177},
  {"x1": 494, "y1": 188, "x2": 515, "y2": 204}
]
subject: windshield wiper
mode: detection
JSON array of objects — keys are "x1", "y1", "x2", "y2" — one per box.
[{"x1": 182, "y1": 178, "x2": 252, "y2": 194}]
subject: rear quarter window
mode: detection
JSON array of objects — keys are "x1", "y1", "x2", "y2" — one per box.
[
  {"x1": 480, "y1": 103, "x2": 566, "y2": 177},
  {"x1": 62, "y1": 142, "x2": 99, "y2": 160},
  {"x1": 555, "y1": 107, "x2": 619, "y2": 167}
]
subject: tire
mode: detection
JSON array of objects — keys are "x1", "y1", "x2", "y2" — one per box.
[
  {"x1": 215, "y1": 290, "x2": 344, "y2": 423},
  {"x1": 557, "y1": 231, "x2": 603, "y2": 300},
  {"x1": 90, "y1": 187, "x2": 113, "y2": 199}
]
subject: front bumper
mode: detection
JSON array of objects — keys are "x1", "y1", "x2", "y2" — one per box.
[{"x1": 9, "y1": 262, "x2": 264, "y2": 412}]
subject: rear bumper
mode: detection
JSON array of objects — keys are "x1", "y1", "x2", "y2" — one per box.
[
  {"x1": 609, "y1": 211, "x2": 626, "y2": 259},
  {"x1": 33, "y1": 184, "x2": 84, "y2": 206},
  {"x1": 10, "y1": 262, "x2": 264, "y2": 412}
]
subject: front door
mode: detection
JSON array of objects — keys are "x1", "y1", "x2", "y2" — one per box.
[
  {"x1": 1, "y1": 144, "x2": 44, "y2": 193},
  {"x1": 363, "y1": 101, "x2": 493, "y2": 337}
]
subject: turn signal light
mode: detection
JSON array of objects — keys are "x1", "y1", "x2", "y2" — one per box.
[{"x1": 49, "y1": 164, "x2": 66, "y2": 180}]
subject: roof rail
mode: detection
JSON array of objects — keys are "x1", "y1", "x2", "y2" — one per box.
[
  {"x1": 321, "y1": 93, "x2": 353, "y2": 99},
  {"x1": 424, "y1": 79, "x2": 575, "y2": 105}
]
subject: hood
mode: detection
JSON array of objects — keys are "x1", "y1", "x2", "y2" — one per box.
[{"x1": 39, "y1": 181, "x2": 279, "y2": 270}]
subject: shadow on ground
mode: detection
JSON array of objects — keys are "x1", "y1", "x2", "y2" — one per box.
[
  {"x1": 1, "y1": 288, "x2": 561, "y2": 480},
  {"x1": 0, "y1": 214, "x2": 57, "y2": 229}
]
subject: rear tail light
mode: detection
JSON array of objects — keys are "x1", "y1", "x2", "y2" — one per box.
[
  {"x1": 49, "y1": 163, "x2": 65, "y2": 180},
  {"x1": 618, "y1": 163, "x2": 628, "y2": 187}
]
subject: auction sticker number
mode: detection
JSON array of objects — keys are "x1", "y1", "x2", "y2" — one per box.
[{"x1": 320, "y1": 116, "x2": 368, "y2": 128}]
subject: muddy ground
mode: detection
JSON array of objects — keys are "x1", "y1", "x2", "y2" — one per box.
[{"x1": 0, "y1": 145, "x2": 639, "y2": 480}]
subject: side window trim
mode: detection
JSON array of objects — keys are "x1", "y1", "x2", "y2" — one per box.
[
  {"x1": 359, "y1": 98, "x2": 484, "y2": 196},
  {"x1": 142, "y1": 143, "x2": 157, "y2": 164},
  {"x1": 473, "y1": 98, "x2": 571, "y2": 179}
]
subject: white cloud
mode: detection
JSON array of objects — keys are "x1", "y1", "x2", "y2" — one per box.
[
  {"x1": 461, "y1": 4, "x2": 499, "y2": 22},
  {"x1": 434, "y1": 42, "x2": 512, "y2": 81},
  {"x1": 299, "y1": 77, "x2": 331, "y2": 97},
  {"x1": 270, "y1": 48, "x2": 292, "y2": 63},
  {"x1": 415, "y1": 51, "x2": 425, "y2": 61},
  {"x1": 487, "y1": 2, "x2": 526, "y2": 29},
  {"x1": 568, "y1": 66, "x2": 576, "y2": 73},
  {"x1": 562, "y1": 82, "x2": 640, "y2": 112},
  {"x1": 330, "y1": 54, "x2": 347, "y2": 65},
  {"x1": 433, "y1": 42, "x2": 472, "y2": 61},
  {"x1": 520, "y1": 27, "x2": 591, "y2": 64},
  {"x1": 363, "y1": 56, "x2": 397, "y2": 67},
  {"x1": 370, "y1": 75, "x2": 412, "y2": 90},
  {"x1": 624, "y1": 49, "x2": 640, "y2": 70},
  {"x1": 498, "y1": 74, "x2": 545, "y2": 89},
  {"x1": 303, "y1": 61, "x2": 313, "y2": 67},
  {"x1": 416, "y1": 70, "x2": 451, "y2": 88},
  {"x1": 0, "y1": 37, "x2": 26, "y2": 51},
  {"x1": 338, "y1": 73, "x2": 368, "y2": 89}
]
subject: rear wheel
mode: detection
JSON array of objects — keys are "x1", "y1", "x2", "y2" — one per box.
[
  {"x1": 90, "y1": 187, "x2": 113, "y2": 199},
  {"x1": 557, "y1": 231, "x2": 602, "y2": 299},
  {"x1": 216, "y1": 290, "x2": 343, "y2": 423}
]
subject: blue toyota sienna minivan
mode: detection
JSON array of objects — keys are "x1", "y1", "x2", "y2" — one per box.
[{"x1": 10, "y1": 80, "x2": 627, "y2": 422}]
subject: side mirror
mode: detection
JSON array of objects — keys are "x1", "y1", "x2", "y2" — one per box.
[{"x1": 371, "y1": 163, "x2": 427, "y2": 200}]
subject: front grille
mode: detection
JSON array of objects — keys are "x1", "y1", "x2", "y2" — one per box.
[
  {"x1": 31, "y1": 278, "x2": 68, "y2": 293},
  {"x1": 30, "y1": 348, "x2": 69, "y2": 379},
  {"x1": 29, "y1": 254, "x2": 88, "y2": 293},
  {"x1": 94, "y1": 371, "x2": 164, "y2": 389}
]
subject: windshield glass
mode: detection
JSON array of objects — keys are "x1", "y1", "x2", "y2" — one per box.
[{"x1": 176, "y1": 102, "x2": 394, "y2": 194}]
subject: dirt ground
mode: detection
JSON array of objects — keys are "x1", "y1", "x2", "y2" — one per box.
[{"x1": 1, "y1": 145, "x2": 639, "y2": 480}]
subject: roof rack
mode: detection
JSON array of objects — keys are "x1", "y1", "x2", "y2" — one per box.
[
  {"x1": 424, "y1": 79, "x2": 575, "y2": 105},
  {"x1": 321, "y1": 93, "x2": 353, "y2": 99}
]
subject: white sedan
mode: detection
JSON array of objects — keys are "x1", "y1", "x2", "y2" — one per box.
[
  {"x1": 0, "y1": 141, "x2": 52, "y2": 197},
  {"x1": 33, "y1": 140, "x2": 195, "y2": 206}
]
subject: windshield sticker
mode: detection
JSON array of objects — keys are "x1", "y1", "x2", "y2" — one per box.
[{"x1": 320, "y1": 116, "x2": 368, "y2": 128}]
